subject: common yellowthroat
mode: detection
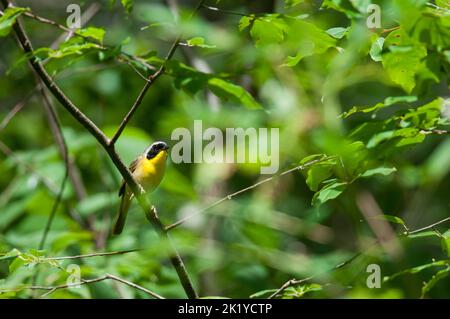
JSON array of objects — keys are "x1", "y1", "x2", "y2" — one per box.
[{"x1": 112, "y1": 141, "x2": 170, "y2": 235}]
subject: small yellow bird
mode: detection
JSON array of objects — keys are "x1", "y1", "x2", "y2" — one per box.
[{"x1": 112, "y1": 141, "x2": 170, "y2": 235}]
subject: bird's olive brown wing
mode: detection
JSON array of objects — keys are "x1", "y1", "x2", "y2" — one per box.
[{"x1": 118, "y1": 157, "x2": 139, "y2": 197}]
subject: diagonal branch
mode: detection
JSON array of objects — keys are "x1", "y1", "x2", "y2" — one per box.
[
  {"x1": 165, "y1": 156, "x2": 337, "y2": 231},
  {"x1": 108, "y1": 0, "x2": 208, "y2": 146},
  {"x1": 1, "y1": 273, "x2": 165, "y2": 299},
  {"x1": 2, "y1": 0, "x2": 198, "y2": 299},
  {"x1": 44, "y1": 249, "x2": 142, "y2": 261}
]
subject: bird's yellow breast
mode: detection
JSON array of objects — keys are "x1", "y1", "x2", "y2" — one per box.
[{"x1": 133, "y1": 150, "x2": 168, "y2": 191}]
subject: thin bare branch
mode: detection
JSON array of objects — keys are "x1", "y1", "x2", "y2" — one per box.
[
  {"x1": 21, "y1": 6, "x2": 156, "y2": 76},
  {"x1": 202, "y1": 4, "x2": 248, "y2": 16},
  {"x1": 1, "y1": 273, "x2": 165, "y2": 299},
  {"x1": 108, "y1": 0, "x2": 209, "y2": 146},
  {"x1": 419, "y1": 129, "x2": 450, "y2": 135},
  {"x1": 268, "y1": 277, "x2": 313, "y2": 299},
  {"x1": 104, "y1": 273, "x2": 165, "y2": 299},
  {"x1": 44, "y1": 249, "x2": 141, "y2": 261},
  {"x1": 0, "y1": 89, "x2": 36, "y2": 132},
  {"x1": 407, "y1": 217, "x2": 450, "y2": 235},
  {"x1": 166, "y1": 156, "x2": 337, "y2": 231}
]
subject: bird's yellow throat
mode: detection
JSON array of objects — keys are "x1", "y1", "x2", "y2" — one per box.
[{"x1": 135, "y1": 150, "x2": 168, "y2": 186}]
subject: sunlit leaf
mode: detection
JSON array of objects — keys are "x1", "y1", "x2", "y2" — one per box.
[
  {"x1": 76, "y1": 26, "x2": 106, "y2": 42},
  {"x1": 185, "y1": 37, "x2": 216, "y2": 48},
  {"x1": 250, "y1": 14, "x2": 288, "y2": 47},
  {"x1": 441, "y1": 230, "x2": 450, "y2": 258},
  {"x1": 369, "y1": 36, "x2": 384, "y2": 62},
  {"x1": 360, "y1": 167, "x2": 397, "y2": 178},
  {"x1": 384, "y1": 259, "x2": 450, "y2": 282},
  {"x1": 382, "y1": 29, "x2": 429, "y2": 93},
  {"x1": 121, "y1": 0, "x2": 133, "y2": 14},
  {"x1": 421, "y1": 267, "x2": 450, "y2": 298},
  {"x1": 285, "y1": 20, "x2": 336, "y2": 66},
  {"x1": 208, "y1": 77, "x2": 262, "y2": 109},
  {"x1": 312, "y1": 182, "x2": 347, "y2": 206},
  {"x1": 238, "y1": 15, "x2": 255, "y2": 31},
  {"x1": 0, "y1": 7, "x2": 29, "y2": 37},
  {"x1": 326, "y1": 27, "x2": 349, "y2": 39},
  {"x1": 340, "y1": 96, "x2": 417, "y2": 118}
]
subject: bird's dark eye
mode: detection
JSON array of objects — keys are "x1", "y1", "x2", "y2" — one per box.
[{"x1": 146, "y1": 148, "x2": 158, "y2": 159}]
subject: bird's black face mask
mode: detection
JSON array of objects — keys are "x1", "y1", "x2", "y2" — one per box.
[{"x1": 146, "y1": 142, "x2": 169, "y2": 160}]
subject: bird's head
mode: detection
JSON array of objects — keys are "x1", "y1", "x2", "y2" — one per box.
[{"x1": 146, "y1": 141, "x2": 170, "y2": 160}]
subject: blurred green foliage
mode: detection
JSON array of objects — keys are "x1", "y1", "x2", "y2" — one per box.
[{"x1": 0, "y1": 0, "x2": 449, "y2": 299}]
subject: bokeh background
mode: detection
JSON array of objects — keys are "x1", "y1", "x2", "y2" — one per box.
[{"x1": 0, "y1": 0, "x2": 449, "y2": 298}]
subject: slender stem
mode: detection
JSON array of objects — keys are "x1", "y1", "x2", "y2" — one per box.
[
  {"x1": 45, "y1": 249, "x2": 141, "y2": 260},
  {"x1": 108, "y1": 0, "x2": 209, "y2": 146},
  {"x1": 407, "y1": 217, "x2": 450, "y2": 235},
  {"x1": 1, "y1": 273, "x2": 165, "y2": 299},
  {"x1": 166, "y1": 156, "x2": 337, "y2": 231},
  {"x1": 268, "y1": 277, "x2": 312, "y2": 299},
  {"x1": 202, "y1": 4, "x2": 248, "y2": 16},
  {"x1": 0, "y1": 89, "x2": 36, "y2": 132}
]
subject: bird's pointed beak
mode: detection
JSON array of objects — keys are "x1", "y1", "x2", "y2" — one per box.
[{"x1": 163, "y1": 145, "x2": 170, "y2": 151}]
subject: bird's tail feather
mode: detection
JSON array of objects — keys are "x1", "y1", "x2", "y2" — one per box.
[{"x1": 112, "y1": 194, "x2": 132, "y2": 235}]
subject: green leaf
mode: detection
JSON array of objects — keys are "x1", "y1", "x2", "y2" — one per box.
[
  {"x1": 208, "y1": 77, "x2": 262, "y2": 109},
  {"x1": 238, "y1": 15, "x2": 255, "y2": 32},
  {"x1": 283, "y1": 283, "x2": 323, "y2": 299},
  {"x1": 250, "y1": 14, "x2": 288, "y2": 47},
  {"x1": 371, "y1": 214, "x2": 408, "y2": 232},
  {"x1": 367, "y1": 128, "x2": 423, "y2": 148},
  {"x1": 312, "y1": 181, "x2": 347, "y2": 206},
  {"x1": 421, "y1": 267, "x2": 450, "y2": 298},
  {"x1": 340, "y1": 95, "x2": 417, "y2": 118},
  {"x1": 360, "y1": 167, "x2": 397, "y2": 178},
  {"x1": 382, "y1": 29, "x2": 428, "y2": 93},
  {"x1": 305, "y1": 163, "x2": 335, "y2": 192},
  {"x1": 369, "y1": 36, "x2": 384, "y2": 62},
  {"x1": 35, "y1": 37, "x2": 103, "y2": 61},
  {"x1": 0, "y1": 6, "x2": 29, "y2": 37},
  {"x1": 384, "y1": 259, "x2": 450, "y2": 282},
  {"x1": 76, "y1": 26, "x2": 106, "y2": 42},
  {"x1": 0, "y1": 249, "x2": 21, "y2": 261},
  {"x1": 120, "y1": 0, "x2": 133, "y2": 14},
  {"x1": 321, "y1": 0, "x2": 362, "y2": 19},
  {"x1": 284, "y1": 20, "x2": 336, "y2": 66},
  {"x1": 8, "y1": 256, "x2": 26, "y2": 273},
  {"x1": 186, "y1": 37, "x2": 216, "y2": 49},
  {"x1": 300, "y1": 153, "x2": 329, "y2": 164},
  {"x1": 441, "y1": 230, "x2": 450, "y2": 257},
  {"x1": 326, "y1": 27, "x2": 349, "y2": 39}
]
